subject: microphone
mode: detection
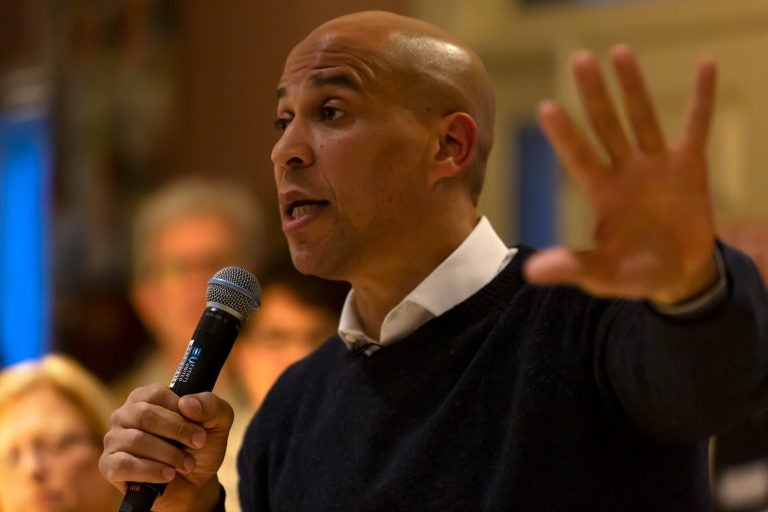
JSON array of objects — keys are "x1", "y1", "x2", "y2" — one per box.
[{"x1": 118, "y1": 266, "x2": 261, "y2": 512}]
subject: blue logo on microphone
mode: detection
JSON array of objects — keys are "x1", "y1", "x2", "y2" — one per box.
[{"x1": 170, "y1": 342, "x2": 204, "y2": 386}]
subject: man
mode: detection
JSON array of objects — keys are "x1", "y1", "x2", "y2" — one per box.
[
  {"x1": 99, "y1": 11, "x2": 768, "y2": 511},
  {"x1": 114, "y1": 178, "x2": 264, "y2": 512}
]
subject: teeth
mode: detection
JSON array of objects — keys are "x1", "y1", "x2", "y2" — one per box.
[{"x1": 292, "y1": 204, "x2": 316, "y2": 219}]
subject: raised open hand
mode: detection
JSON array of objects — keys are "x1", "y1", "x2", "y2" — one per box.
[{"x1": 524, "y1": 44, "x2": 720, "y2": 306}]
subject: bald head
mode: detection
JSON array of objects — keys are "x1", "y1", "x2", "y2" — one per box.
[{"x1": 285, "y1": 11, "x2": 496, "y2": 204}]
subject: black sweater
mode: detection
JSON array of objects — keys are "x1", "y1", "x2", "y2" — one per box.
[{"x1": 238, "y1": 245, "x2": 768, "y2": 511}]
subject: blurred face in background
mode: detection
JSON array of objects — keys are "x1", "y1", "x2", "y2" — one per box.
[
  {"x1": 131, "y1": 213, "x2": 241, "y2": 363},
  {"x1": 234, "y1": 283, "x2": 338, "y2": 408},
  {"x1": 0, "y1": 385, "x2": 117, "y2": 512}
]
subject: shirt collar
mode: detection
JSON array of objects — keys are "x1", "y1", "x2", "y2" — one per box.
[{"x1": 338, "y1": 216, "x2": 515, "y2": 350}]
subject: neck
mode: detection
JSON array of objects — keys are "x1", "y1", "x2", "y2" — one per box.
[{"x1": 350, "y1": 214, "x2": 478, "y2": 340}]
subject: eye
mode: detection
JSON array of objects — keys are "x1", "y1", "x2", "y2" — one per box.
[
  {"x1": 273, "y1": 116, "x2": 291, "y2": 132},
  {"x1": 320, "y1": 105, "x2": 344, "y2": 122}
]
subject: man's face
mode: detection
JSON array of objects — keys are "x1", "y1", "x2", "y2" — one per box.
[{"x1": 271, "y1": 31, "x2": 436, "y2": 282}]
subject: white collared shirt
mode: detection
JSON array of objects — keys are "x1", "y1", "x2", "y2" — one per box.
[{"x1": 338, "y1": 217, "x2": 516, "y2": 352}]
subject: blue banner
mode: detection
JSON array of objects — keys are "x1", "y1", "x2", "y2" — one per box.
[{"x1": 0, "y1": 109, "x2": 51, "y2": 366}]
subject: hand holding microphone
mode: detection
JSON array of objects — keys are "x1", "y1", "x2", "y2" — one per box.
[{"x1": 99, "y1": 267, "x2": 260, "y2": 512}]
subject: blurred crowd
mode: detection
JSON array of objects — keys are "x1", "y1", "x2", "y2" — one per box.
[{"x1": 0, "y1": 178, "x2": 348, "y2": 511}]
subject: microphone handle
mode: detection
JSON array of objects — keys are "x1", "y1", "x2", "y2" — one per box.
[{"x1": 118, "y1": 307, "x2": 242, "y2": 512}]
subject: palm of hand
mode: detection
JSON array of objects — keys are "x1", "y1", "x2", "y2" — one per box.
[{"x1": 526, "y1": 45, "x2": 718, "y2": 305}]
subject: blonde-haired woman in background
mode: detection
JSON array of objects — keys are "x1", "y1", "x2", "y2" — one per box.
[{"x1": 0, "y1": 354, "x2": 120, "y2": 511}]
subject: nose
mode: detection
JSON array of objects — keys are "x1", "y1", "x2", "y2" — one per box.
[{"x1": 271, "y1": 118, "x2": 314, "y2": 171}]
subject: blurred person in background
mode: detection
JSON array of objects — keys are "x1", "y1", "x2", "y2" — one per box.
[
  {"x1": 0, "y1": 354, "x2": 120, "y2": 512},
  {"x1": 113, "y1": 177, "x2": 265, "y2": 512},
  {"x1": 233, "y1": 258, "x2": 349, "y2": 409}
]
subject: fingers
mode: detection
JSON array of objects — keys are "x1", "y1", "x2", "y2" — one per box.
[
  {"x1": 558, "y1": 44, "x2": 710, "y2": 160},
  {"x1": 99, "y1": 385, "x2": 232, "y2": 492},
  {"x1": 537, "y1": 100, "x2": 606, "y2": 192},
  {"x1": 529, "y1": 45, "x2": 717, "y2": 298},
  {"x1": 542, "y1": 44, "x2": 665, "y2": 188},
  {"x1": 99, "y1": 446, "x2": 181, "y2": 489},
  {"x1": 561, "y1": 45, "x2": 666, "y2": 161},
  {"x1": 683, "y1": 58, "x2": 717, "y2": 150},
  {"x1": 610, "y1": 44, "x2": 665, "y2": 153},
  {"x1": 121, "y1": 386, "x2": 208, "y2": 450},
  {"x1": 571, "y1": 50, "x2": 631, "y2": 163}
]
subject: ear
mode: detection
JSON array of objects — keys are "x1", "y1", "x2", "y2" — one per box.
[{"x1": 430, "y1": 112, "x2": 478, "y2": 184}]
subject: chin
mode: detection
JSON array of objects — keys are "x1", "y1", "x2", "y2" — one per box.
[
  {"x1": 289, "y1": 252, "x2": 323, "y2": 277},
  {"x1": 288, "y1": 249, "x2": 340, "y2": 281}
]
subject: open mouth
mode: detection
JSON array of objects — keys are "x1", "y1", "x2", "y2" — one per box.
[{"x1": 287, "y1": 199, "x2": 329, "y2": 219}]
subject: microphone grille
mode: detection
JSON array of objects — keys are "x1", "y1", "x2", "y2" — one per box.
[{"x1": 206, "y1": 267, "x2": 261, "y2": 320}]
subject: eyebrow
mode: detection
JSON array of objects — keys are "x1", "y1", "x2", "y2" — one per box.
[{"x1": 276, "y1": 72, "x2": 363, "y2": 99}]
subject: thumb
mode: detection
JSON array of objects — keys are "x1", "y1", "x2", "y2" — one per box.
[
  {"x1": 176, "y1": 393, "x2": 234, "y2": 480},
  {"x1": 524, "y1": 247, "x2": 587, "y2": 287},
  {"x1": 178, "y1": 392, "x2": 234, "y2": 435}
]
